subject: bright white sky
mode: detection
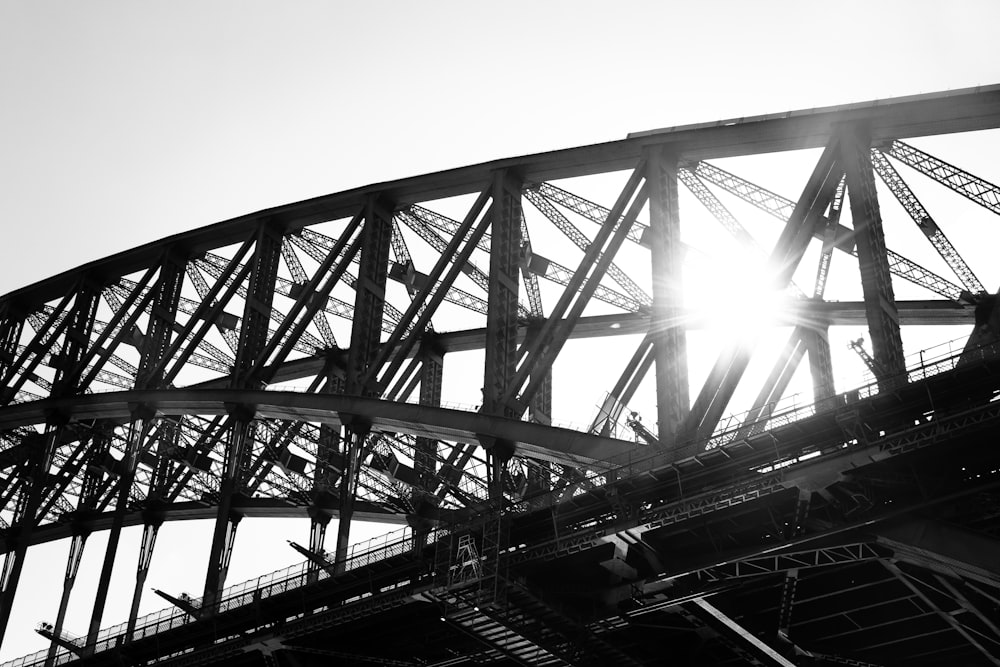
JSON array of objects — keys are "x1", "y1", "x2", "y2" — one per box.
[{"x1": 1, "y1": 0, "x2": 999, "y2": 659}]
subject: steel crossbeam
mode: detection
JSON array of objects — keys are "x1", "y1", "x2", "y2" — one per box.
[
  {"x1": 871, "y1": 148, "x2": 985, "y2": 295},
  {"x1": 887, "y1": 140, "x2": 1000, "y2": 216}
]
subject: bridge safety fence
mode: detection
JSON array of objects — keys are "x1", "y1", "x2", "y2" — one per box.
[{"x1": 3, "y1": 523, "x2": 438, "y2": 667}]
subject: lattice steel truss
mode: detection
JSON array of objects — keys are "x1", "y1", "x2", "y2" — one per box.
[{"x1": 2, "y1": 84, "x2": 1000, "y2": 667}]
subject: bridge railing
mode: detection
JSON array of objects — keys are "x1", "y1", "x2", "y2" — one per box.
[
  {"x1": 585, "y1": 335, "x2": 996, "y2": 489},
  {"x1": 4, "y1": 523, "x2": 432, "y2": 667}
]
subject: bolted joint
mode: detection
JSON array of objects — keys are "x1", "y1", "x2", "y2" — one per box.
[
  {"x1": 128, "y1": 402, "x2": 158, "y2": 423},
  {"x1": 224, "y1": 402, "x2": 257, "y2": 424},
  {"x1": 476, "y1": 434, "x2": 516, "y2": 462},
  {"x1": 43, "y1": 408, "x2": 72, "y2": 428},
  {"x1": 338, "y1": 412, "x2": 372, "y2": 437},
  {"x1": 306, "y1": 505, "x2": 333, "y2": 526}
]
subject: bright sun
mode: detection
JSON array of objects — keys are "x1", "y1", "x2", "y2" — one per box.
[{"x1": 683, "y1": 248, "x2": 790, "y2": 340}]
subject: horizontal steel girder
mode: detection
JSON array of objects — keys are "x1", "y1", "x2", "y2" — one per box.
[{"x1": 0, "y1": 389, "x2": 637, "y2": 469}]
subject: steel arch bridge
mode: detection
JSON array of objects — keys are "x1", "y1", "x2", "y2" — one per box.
[{"x1": 3, "y1": 85, "x2": 1000, "y2": 667}]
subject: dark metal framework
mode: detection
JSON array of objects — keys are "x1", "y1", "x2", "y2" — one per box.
[{"x1": 2, "y1": 85, "x2": 1000, "y2": 666}]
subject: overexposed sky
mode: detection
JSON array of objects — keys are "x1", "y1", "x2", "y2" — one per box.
[
  {"x1": 1, "y1": 0, "x2": 999, "y2": 660},
  {"x1": 2, "y1": 0, "x2": 999, "y2": 295}
]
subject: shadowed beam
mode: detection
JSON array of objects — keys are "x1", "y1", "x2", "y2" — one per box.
[
  {"x1": 0, "y1": 498, "x2": 405, "y2": 553},
  {"x1": 876, "y1": 518, "x2": 1000, "y2": 588},
  {"x1": 687, "y1": 598, "x2": 797, "y2": 666},
  {"x1": 0, "y1": 389, "x2": 639, "y2": 469}
]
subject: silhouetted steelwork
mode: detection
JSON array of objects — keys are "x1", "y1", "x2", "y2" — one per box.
[{"x1": 1, "y1": 84, "x2": 1000, "y2": 666}]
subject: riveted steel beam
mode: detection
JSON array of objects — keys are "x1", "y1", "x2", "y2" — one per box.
[
  {"x1": 842, "y1": 125, "x2": 906, "y2": 389},
  {"x1": 647, "y1": 146, "x2": 689, "y2": 443}
]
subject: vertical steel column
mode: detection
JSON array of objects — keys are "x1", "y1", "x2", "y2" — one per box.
[
  {"x1": 46, "y1": 533, "x2": 85, "y2": 666},
  {"x1": 203, "y1": 221, "x2": 283, "y2": 612},
  {"x1": 803, "y1": 325, "x2": 836, "y2": 409},
  {"x1": 412, "y1": 340, "x2": 443, "y2": 551},
  {"x1": 52, "y1": 278, "x2": 102, "y2": 397},
  {"x1": 0, "y1": 304, "x2": 24, "y2": 396},
  {"x1": 482, "y1": 171, "x2": 522, "y2": 502},
  {"x1": 137, "y1": 250, "x2": 186, "y2": 388},
  {"x1": 477, "y1": 171, "x2": 522, "y2": 609},
  {"x1": 526, "y1": 357, "x2": 553, "y2": 506},
  {"x1": 415, "y1": 341, "x2": 444, "y2": 490},
  {"x1": 646, "y1": 147, "x2": 689, "y2": 444},
  {"x1": 125, "y1": 518, "x2": 161, "y2": 640},
  {"x1": 841, "y1": 126, "x2": 906, "y2": 388},
  {"x1": 124, "y1": 253, "x2": 185, "y2": 638},
  {"x1": 483, "y1": 171, "x2": 522, "y2": 422},
  {"x1": 85, "y1": 407, "x2": 154, "y2": 648},
  {"x1": 308, "y1": 366, "x2": 343, "y2": 578},
  {"x1": 336, "y1": 197, "x2": 393, "y2": 570},
  {"x1": 0, "y1": 424, "x2": 61, "y2": 645},
  {"x1": 47, "y1": 427, "x2": 109, "y2": 663},
  {"x1": 86, "y1": 252, "x2": 187, "y2": 647},
  {"x1": 345, "y1": 197, "x2": 393, "y2": 399},
  {"x1": 333, "y1": 420, "x2": 367, "y2": 573},
  {"x1": 1, "y1": 279, "x2": 99, "y2": 647},
  {"x1": 527, "y1": 321, "x2": 553, "y2": 428}
]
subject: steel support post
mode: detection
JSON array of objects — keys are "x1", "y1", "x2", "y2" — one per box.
[
  {"x1": 483, "y1": 171, "x2": 522, "y2": 421},
  {"x1": 45, "y1": 532, "x2": 86, "y2": 666},
  {"x1": 646, "y1": 146, "x2": 689, "y2": 444},
  {"x1": 51, "y1": 278, "x2": 101, "y2": 397},
  {"x1": 416, "y1": 342, "x2": 444, "y2": 488},
  {"x1": 231, "y1": 221, "x2": 284, "y2": 390},
  {"x1": 201, "y1": 408, "x2": 251, "y2": 612},
  {"x1": 0, "y1": 423, "x2": 63, "y2": 645},
  {"x1": 345, "y1": 197, "x2": 393, "y2": 398},
  {"x1": 776, "y1": 490, "x2": 810, "y2": 650},
  {"x1": 202, "y1": 221, "x2": 283, "y2": 612},
  {"x1": 137, "y1": 249, "x2": 186, "y2": 388},
  {"x1": 47, "y1": 427, "x2": 109, "y2": 661},
  {"x1": 121, "y1": 255, "x2": 184, "y2": 639},
  {"x1": 841, "y1": 126, "x2": 906, "y2": 388},
  {"x1": 526, "y1": 364, "x2": 553, "y2": 507},
  {"x1": 480, "y1": 171, "x2": 522, "y2": 506},
  {"x1": 333, "y1": 197, "x2": 393, "y2": 570},
  {"x1": 412, "y1": 341, "x2": 443, "y2": 551},
  {"x1": 8, "y1": 279, "x2": 100, "y2": 649},
  {"x1": 333, "y1": 422, "x2": 367, "y2": 573},
  {"x1": 0, "y1": 305, "x2": 24, "y2": 396},
  {"x1": 86, "y1": 254, "x2": 186, "y2": 645},
  {"x1": 803, "y1": 324, "x2": 835, "y2": 409},
  {"x1": 305, "y1": 367, "x2": 343, "y2": 579},
  {"x1": 126, "y1": 519, "x2": 161, "y2": 640},
  {"x1": 471, "y1": 171, "x2": 523, "y2": 608},
  {"x1": 85, "y1": 407, "x2": 156, "y2": 648}
]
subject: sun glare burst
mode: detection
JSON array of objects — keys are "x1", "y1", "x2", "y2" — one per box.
[{"x1": 685, "y1": 249, "x2": 790, "y2": 340}]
